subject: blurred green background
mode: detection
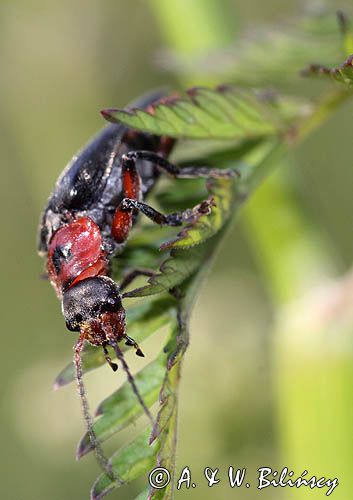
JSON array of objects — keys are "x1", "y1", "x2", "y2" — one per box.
[{"x1": 1, "y1": 1, "x2": 353, "y2": 499}]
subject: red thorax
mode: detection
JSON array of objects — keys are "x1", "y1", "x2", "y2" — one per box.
[{"x1": 47, "y1": 216, "x2": 107, "y2": 296}]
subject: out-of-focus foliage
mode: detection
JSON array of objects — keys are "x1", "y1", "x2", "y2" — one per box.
[{"x1": 154, "y1": 6, "x2": 347, "y2": 86}]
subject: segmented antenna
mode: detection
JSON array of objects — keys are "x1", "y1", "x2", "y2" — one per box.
[
  {"x1": 109, "y1": 340, "x2": 155, "y2": 426},
  {"x1": 74, "y1": 334, "x2": 123, "y2": 485}
]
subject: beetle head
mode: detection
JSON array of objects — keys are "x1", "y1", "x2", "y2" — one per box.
[{"x1": 62, "y1": 276, "x2": 125, "y2": 345}]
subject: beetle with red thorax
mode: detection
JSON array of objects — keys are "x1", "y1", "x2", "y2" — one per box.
[
  {"x1": 40, "y1": 93, "x2": 163, "y2": 363},
  {"x1": 38, "y1": 90, "x2": 233, "y2": 474}
]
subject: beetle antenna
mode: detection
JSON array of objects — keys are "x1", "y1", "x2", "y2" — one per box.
[
  {"x1": 74, "y1": 333, "x2": 123, "y2": 485},
  {"x1": 109, "y1": 339, "x2": 155, "y2": 426}
]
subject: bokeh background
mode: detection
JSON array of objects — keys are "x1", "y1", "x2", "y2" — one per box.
[{"x1": 1, "y1": 1, "x2": 353, "y2": 499}]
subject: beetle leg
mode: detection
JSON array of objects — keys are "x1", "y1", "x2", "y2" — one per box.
[
  {"x1": 102, "y1": 344, "x2": 118, "y2": 371},
  {"x1": 114, "y1": 196, "x2": 214, "y2": 240},
  {"x1": 112, "y1": 150, "x2": 233, "y2": 244},
  {"x1": 124, "y1": 335, "x2": 144, "y2": 357},
  {"x1": 119, "y1": 268, "x2": 155, "y2": 291},
  {"x1": 118, "y1": 198, "x2": 187, "y2": 226},
  {"x1": 111, "y1": 154, "x2": 142, "y2": 243},
  {"x1": 121, "y1": 151, "x2": 237, "y2": 179},
  {"x1": 113, "y1": 196, "x2": 215, "y2": 243},
  {"x1": 102, "y1": 322, "x2": 153, "y2": 425}
]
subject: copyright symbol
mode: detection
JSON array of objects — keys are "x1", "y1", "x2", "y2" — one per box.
[{"x1": 148, "y1": 467, "x2": 171, "y2": 489}]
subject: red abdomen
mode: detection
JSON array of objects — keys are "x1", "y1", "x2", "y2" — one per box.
[{"x1": 47, "y1": 217, "x2": 107, "y2": 296}]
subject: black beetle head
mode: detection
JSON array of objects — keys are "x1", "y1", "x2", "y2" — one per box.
[{"x1": 62, "y1": 276, "x2": 122, "y2": 332}]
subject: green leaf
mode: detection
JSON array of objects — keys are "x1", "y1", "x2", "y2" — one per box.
[
  {"x1": 149, "y1": 383, "x2": 176, "y2": 445},
  {"x1": 122, "y1": 244, "x2": 211, "y2": 298},
  {"x1": 102, "y1": 86, "x2": 287, "y2": 140},
  {"x1": 302, "y1": 54, "x2": 353, "y2": 86},
  {"x1": 77, "y1": 353, "x2": 168, "y2": 458},
  {"x1": 148, "y1": 412, "x2": 177, "y2": 500},
  {"x1": 156, "y1": 177, "x2": 207, "y2": 212},
  {"x1": 91, "y1": 427, "x2": 160, "y2": 500},
  {"x1": 97, "y1": 355, "x2": 166, "y2": 417},
  {"x1": 148, "y1": 311, "x2": 187, "y2": 499},
  {"x1": 160, "y1": 177, "x2": 234, "y2": 250},
  {"x1": 54, "y1": 297, "x2": 174, "y2": 388}
]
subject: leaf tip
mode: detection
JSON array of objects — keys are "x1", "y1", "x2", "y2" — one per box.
[
  {"x1": 94, "y1": 403, "x2": 104, "y2": 417},
  {"x1": 159, "y1": 240, "x2": 174, "y2": 251},
  {"x1": 76, "y1": 434, "x2": 92, "y2": 459},
  {"x1": 186, "y1": 86, "x2": 201, "y2": 99},
  {"x1": 100, "y1": 108, "x2": 118, "y2": 123},
  {"x1": 216, "y1": 83, "x2": 233, "y2": 94},
  {"x1": 91, "y1": 476, "x2": 115, "y2": 500},
  {"x1": 148, "y1": 428, "x2": 157, "y2": 445},
  {"x1": 53, "y1": 373, "x2": 67, "y2": 390},
  {"x1": 90, "y1": 487, "x2": 106, "y2": 500}
]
